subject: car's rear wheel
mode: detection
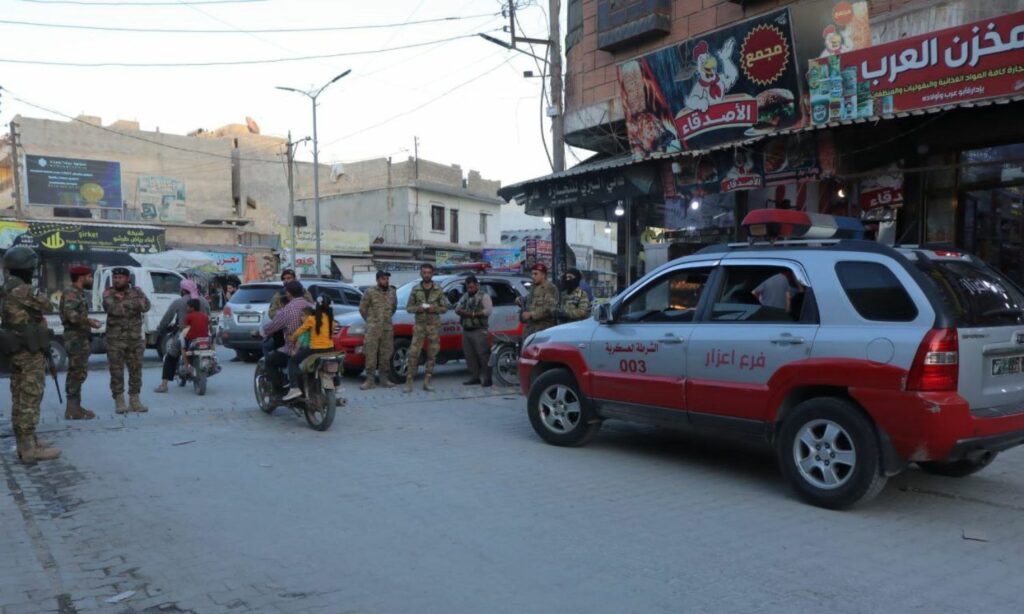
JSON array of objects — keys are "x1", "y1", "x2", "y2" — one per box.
[
  {"x1": 388, "y1": 339, "x2": 412, "y2": 384},
  {"x1": 918, "y1": 452, "x2": 998, "y2": 478},
  {"x1": 527, "y1": 369, "x2": 601, "y2": 447},
  {"x1": 777, "y1": 397, "x2": 886, "y2": 510}
]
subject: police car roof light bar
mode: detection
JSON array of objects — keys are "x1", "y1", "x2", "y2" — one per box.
[{"x1": 741, "y1": 210, "x2": 864, "y2": 241}]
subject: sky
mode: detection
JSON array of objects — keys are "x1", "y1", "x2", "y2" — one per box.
[{"x1": 0, "y1": 0, "x2": 571, "y2": 188}]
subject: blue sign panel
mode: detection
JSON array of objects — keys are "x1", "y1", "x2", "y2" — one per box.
[{"x1": 25, "y1": 155, "x2": 123, "y2": 209}]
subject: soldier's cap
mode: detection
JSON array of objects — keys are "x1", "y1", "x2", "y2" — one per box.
[
  {"x1": 70, "y1": 265, "x2": 92, "y2": 276},
  {"x1": 464, "y1": 274, "x2": 479, "y2": 284},
  {"x1": 375, "y1": 270, "x2": 391, "y2": 279},
  {"x1": 531, "y1": 263, "x2": 548, "y2": 273},
  {"x1": 111, "y1": 267, "x2": 131, "y2": 277}
]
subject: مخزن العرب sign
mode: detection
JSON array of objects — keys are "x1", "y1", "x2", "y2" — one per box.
[
  {"x1": 808, "y1": 11, "x2": 1024, "y2": 124},
  {"x1": 12, "y1": 222, "x2": 165, "y2": 253}
]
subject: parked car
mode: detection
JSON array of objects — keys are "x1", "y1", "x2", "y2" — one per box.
[
  {"x1": 519, "y1": 211, "x2": 1024, "y2": 509},
  {"x1": 219, "y1": 280, "x2": 362, "y2": 361},
  {"x1": 333, "y1": 272, "x2": 531, "y2": 380}
]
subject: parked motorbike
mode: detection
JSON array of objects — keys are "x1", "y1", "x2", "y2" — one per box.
[
  {"x1": 488, "y1": 332, "x2": 521, "y2": 388},
  {"x1": 253, "y1": 351, "x2": 344, "y2": 431},
  {"x1": 176, "y1": 336, "x2": 220, "y2": 396}
]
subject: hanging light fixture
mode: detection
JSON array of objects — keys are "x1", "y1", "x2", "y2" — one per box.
[
  {"x1": 837, "y1": 186, "x2": 847, "y2": 199},
  {"x1": 604, "y1": 222, "x2": 612, "y2": 234},
  {"x1": 690, "y1": 198, "x2": 701, "y2": 210},
  {"x1": 614, "y1": 200, "x2": 625, "y2": 216},
  {"x1": 542, "y1": 209, "x2": 553, "y2": 224}
]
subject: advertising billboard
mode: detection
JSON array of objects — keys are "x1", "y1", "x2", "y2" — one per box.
[
  {"x1": 808, "y1": 11, "x2": 1024, "y2": 125},
  {"x1": 619, "y1": 8, "x2": 803, "y2": 159},
  {"x1": 0, "y1": 220, "x2": 164, "y2": 253},
  {"x1": 138, "y1": 175, "x2": 187, "y2": 223},
  {"x1": 25, "y1": 155, "x2": 123, "y2": 209},
  {"x1": 482, "y1": 247, "x2": 524, "y2": 273}
]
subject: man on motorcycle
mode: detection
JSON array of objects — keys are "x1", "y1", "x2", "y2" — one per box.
[
  {"x1": 179, "y1": 299, "x2": 210, "y2": 370},
  {"x1": 154, "y1": 279, "x2": 210, "y2": 393},
  {"x1": 259, "y1": 281, "x2": 312, "y2": 395}
]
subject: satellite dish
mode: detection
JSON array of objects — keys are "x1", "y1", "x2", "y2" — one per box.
[{"x1": 245, "y1": 116, "x2": 261, "y2": 134}]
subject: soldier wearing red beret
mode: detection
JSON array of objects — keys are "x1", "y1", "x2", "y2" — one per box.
[{"x1": 60, "y1": 265, "x2": 102, "y2": 419}]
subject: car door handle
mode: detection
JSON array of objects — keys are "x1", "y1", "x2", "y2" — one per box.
[
  {"x1": 770, "y1": 335, "x2": 805, "y2": 346},
  {"x1": 661, "y1": 335, "x2": 684, "y2": 344}
]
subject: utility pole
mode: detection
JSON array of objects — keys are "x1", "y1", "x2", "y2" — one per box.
[
  {"x1": 286, "y1": 131, "x2": 296, "y2": 269},
  {"x1": 9, "y1": 121, "x2": 24, "y2": 218},
  {"x1": 548, "y1": 0, "x2": 568, "y2": 279}
]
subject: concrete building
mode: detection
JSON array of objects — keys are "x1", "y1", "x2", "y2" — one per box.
[{"x1": 294, "y1": 157, "x2": 504, "y2": 279}]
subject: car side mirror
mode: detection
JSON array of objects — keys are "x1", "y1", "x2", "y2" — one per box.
[{"x1": 595, "y1": 302, "x2": 613, "y2": 324}]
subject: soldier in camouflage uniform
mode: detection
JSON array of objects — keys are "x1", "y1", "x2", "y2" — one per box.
[
  {"x1": 557, "y1": 268, "x2": 591, "y2": 323},
  {"x1": 404, "y1": 263, "x2": 449, "y2": 392},
  {"x1": 1, "y1": 246, "x2": 61, "y2": 464},
  {"x1": 102, "y1": 267, "x2": 151, "y2": 414},
  {"x1": 60, "y1": 265, "x2": 102, "y2": 420},
  {"x1": 358, "y1": 270, "x2": 397, "y2": 390},
  {"x1": 522, "y1": 263, "x2": 560, "y2": 337}
]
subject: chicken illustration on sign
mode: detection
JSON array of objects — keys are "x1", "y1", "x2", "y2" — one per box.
[{"x1": 684, "y1": 38, "x2": 739, "y2": 113}]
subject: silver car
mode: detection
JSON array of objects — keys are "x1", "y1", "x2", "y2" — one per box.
[{"x1": 220, "y1": 280, "x2": 362, "y2": 361}]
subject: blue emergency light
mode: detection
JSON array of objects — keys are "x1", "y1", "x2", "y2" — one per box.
[{"x1": 742, "y1": 209, "x2": 864, "y2": 240}]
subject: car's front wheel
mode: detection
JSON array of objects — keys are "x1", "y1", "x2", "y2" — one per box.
[
  {"x1": 527, "y1": 369, "x2": 601, "y2": 447},
  {"x1": 777, "y1": 397, "x2": 887, "y2": 510}
]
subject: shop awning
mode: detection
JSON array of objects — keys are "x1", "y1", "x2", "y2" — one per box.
[{"x1": 0, "y1": 218, "x2": 166, "y2": 253}]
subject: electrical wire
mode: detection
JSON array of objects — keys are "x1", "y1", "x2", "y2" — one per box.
[
  {"x1": 0, "y1": 31, "x2": 501, "y2": 67},
  {"x1": 0, "y1": 14, "x2": 497, "y2": 33},
  {"x1": 18, "y1": 0, "x2": 263, "y2": 4}
]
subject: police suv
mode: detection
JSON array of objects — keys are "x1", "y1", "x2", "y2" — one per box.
[{"x1": 519, "y1": 210, "x2": 1024, "y2": 509}]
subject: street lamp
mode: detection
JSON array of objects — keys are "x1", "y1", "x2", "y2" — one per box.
[{"x1": 276, "y1": 69, "x2": 352, "y2": 274}]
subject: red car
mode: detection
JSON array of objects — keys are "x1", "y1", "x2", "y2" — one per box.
[{"x1": 334, "y1": 272, "x2": 531, "y2": 382}]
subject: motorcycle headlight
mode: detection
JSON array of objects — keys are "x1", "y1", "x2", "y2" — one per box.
[{"x1": 347, "y1": 323, "x2": 367, "y2": 337}]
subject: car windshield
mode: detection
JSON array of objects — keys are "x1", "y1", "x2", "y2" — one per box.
[{"x1": 229, "y1": 286, "x2": 279, "y2": 305}]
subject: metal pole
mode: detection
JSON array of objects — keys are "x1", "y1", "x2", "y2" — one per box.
[
  {"x1": 286, "y1": 131, "x2": 296, "y2": 269},
  {"x1": 311, "y1": 95, "x2": 322, "y2": 275},
  {"x1": 549, "y1": 0, "x2": 568, "y2": 279},
  {"x1": 9, "y1": 121, "x2": 23, "y2": 217}
]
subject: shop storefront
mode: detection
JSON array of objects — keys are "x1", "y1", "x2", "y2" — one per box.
[{"x1": 0, "y1": 219, "x2": 166, "y2": 296}]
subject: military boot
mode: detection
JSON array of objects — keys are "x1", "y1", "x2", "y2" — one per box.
[
  {"x1": 423, "y1": 373, "x2": 435, "y2": 392},
  {"x1": 65, "y1": 398, "x2": 96, "y2": 420},
  {"x1": 129, "y1": 395, "x2": 149, "y2": 413},
  {"x1": 17, "y1": 435, "x2": 60, "y2": 464},
  {"x1": 114, "y1": 395, "x2": 129, "y2": 414},
  {"x1": 403, "y1": 375, "x2": 414, "y2": 393},
  {"x1": 360, "y1": 378, "x2": 376, "y2": 391},
  {"x1": 380, "y1": 374, "x2": 396, "y2": 389},
  {"x1": 32, "y1": 435, "x2": 62, "y2": 461}
]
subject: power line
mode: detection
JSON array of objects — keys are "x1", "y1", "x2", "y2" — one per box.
[
  {"x1": 320, "y1": 56, "x2": 515, "y2": 147},
  {"x1": 0, "y1": 31, "x2": 500, "y2": 67},
  {"x1": 18, "y1": 0, "x2": 264, "y2": 5},
  {"x1": 0, "y1": 13, "x2": 497, "y2": 34}
]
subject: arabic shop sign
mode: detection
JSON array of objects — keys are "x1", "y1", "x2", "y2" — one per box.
[
  {"x1": 483, "y1": 247, "x2": 524, "y2": 273},
  {"x1": 25, "y1": 155, "x2": 123, "y2": 209},
  {"x1": 808, "y1": 11, "x2": 1024, "y2": 124},
  {"x1": 202, "y1": 251, "x2": 244, "y2": 274},
  {"x1": 8, "y1": 221, "x2": 165, "y2": 253},
  {"x1": 618, "y1": 8, "x2": 803, "y2": 159}
]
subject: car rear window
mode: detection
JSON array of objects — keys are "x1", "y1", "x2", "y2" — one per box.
[
  {"x1": 835, "y1": 261, "x2": 918, "y2": 322},
  {"x1": 229, "y1": 286, "x2": 278, "y2": 304},
  {"x1": 915, "y1": 259, "x2": 1024, "y2": 327}
]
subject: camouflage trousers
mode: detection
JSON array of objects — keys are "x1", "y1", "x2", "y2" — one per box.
[
  {"x1": 407, "y1": 324, "x2": 440, "y2": 377},
  {"x1": 64, "y1": 331, "x2": 91, "y2": 401},
  {"x1": 363, "y1": 324, "x2": 394, "y2": 377},
  {"x1": 10, "y1": 351, "x2": 46, "y2": 438},
  {"x1": 107, "y1": 337, "x2": 145, "y2": 396}
]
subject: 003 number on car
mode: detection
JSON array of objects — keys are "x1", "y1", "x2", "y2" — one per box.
[{"x1": 619, "y1": 359, "x2": 647, "y2": 373}]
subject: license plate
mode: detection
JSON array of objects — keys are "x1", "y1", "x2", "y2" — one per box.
[
  {"x1": 992, "y1": 355, "x2": 1024, "y2": 376},
  {"x1": 193, "y1": 350, "x2": 216, "y2": 356},
  {"x1": 238, "y1": 315, "x2": 260, "y2": 323}
]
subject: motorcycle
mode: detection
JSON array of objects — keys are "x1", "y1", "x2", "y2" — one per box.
[
  {"x1": 176, "y1": 336, "x2": 220, "y2": 396},
  {"x1": 488, "y1": 332, "x2": 521, "y2": 388},
  {"x1": 253, "y1": 351, "x2": 344, "y2": 431}
]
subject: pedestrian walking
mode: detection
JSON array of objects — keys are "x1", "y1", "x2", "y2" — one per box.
[
  {"x1": 153, "y1": 279, "x2": 211, "y2": 393},
  {"x1": 358, "y1": 270, "x2": 397, "y2": 390},
  {"x1": 455, "y1": 275, "x2": 493, "y2": 387},
  {"x1": 286, "y1": 294, "x2": 336, "y2": 401},
  {"x1": 557, "y1": 268, "x2": 591, "y2": 323},
  {"x1": 102, "y1": 267, "x2": 151, "y2": 414},
  {"x1": 0, "y1": 246, "x2": 61, "y2": 463},
  {"x1": 404, "y1": 263, "x2": 449, "y2": 392},
  {"x1": 521, "y1": 263, "x2": 559, "y2": 337},
  {"x1": 60, "y1": 265, "x2": 102, "y2": 419}
]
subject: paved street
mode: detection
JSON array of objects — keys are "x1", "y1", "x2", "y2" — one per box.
[{"x1": 2, "y1": 348, "x2": 1023, "y2": 613}]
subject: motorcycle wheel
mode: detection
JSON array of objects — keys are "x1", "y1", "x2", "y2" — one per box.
[
  {"x1": 254, "y1": 361, "x2": 277, "y2": 414},
  {"x1": 493, "y1": 345, "x2": 520, "y2": 387},
  {"x1": 193, "y1": 369, "x2": 207, "y2": 396},
  {"x1": 304, "y1": 386, "x2": 337, "y2": 432}
]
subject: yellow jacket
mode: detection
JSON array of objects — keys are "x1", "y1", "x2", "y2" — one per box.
[{"x1": 290, "y1": 314, "x2": 334, "y2": 350}]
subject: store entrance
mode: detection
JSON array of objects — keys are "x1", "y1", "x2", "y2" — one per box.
[{"x1": 959, "y1": 144, "x2": 1024, "y2": 286}]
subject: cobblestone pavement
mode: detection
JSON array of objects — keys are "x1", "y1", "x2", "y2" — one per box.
[{"x1": 2, "y1": 350, "x2": 1023, "y2": 613}]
